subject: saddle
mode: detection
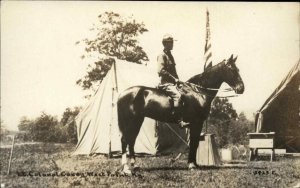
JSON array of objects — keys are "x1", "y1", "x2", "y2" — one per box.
[
  {"x1": 156, "y1": 83, "x2": 184, "y2": 112},
  {"x1": 157, "y1": 83, "x2": 190, "y2": 128},
  {"x1": 157, "y1": 83, "x2": 170, "y2": 90},
  {"x1": 157, "y1": 82, "x2": 186, "y2": 95}
]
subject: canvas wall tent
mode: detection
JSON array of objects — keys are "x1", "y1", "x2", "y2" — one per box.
[
  {"x1": 73, "y1": 60, "x2": 189, "y2": 156},
  {"x1": 255, "y1": 60, "x2": 300, "y2": 152}
]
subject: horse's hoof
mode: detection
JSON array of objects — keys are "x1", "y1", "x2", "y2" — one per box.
[
  {"x1": 170, "y1": 158, "x2": 176, "y2": 164},
  {"x1": 122, "y1": 164, "x2": 132, "y2": 175},
  {"x1": 188, "y1": 163, "x2": 197, "y2": 170}
]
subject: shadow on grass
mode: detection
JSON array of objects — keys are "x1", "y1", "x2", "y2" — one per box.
[
  {"x1": 199, "y1": 165, "x2": 266, "y2": 170},
  {"x1": 142, "y1": 166, "x2": 188, "y2": 172},
  {"x1": 141, "y1": 165, "x2": 267, "y2": 172},
  {"x1": 89, "y1": 153, "x2": 179, "y2": 159}
]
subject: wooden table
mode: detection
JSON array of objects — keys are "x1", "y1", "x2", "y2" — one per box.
[{"x1": 247, "y1": 132, "x2": 275, "y2": 161}]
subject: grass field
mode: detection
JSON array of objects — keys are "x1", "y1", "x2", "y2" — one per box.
[{"x1": 0, "y1": 143, "x2": 300, "y2": 188}]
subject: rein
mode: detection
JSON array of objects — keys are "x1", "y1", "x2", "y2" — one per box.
[
  {"x1": 185, "y1": 81, "x2": 233, "y2": 92},
  {"x1": 179, "y1": 82, "x2": 239, "y2": 98},
  {"x1": 169, "y1": 73, "x2": 233, "y2": 93},
  {"x1": 167, "y1": 64, "x2": 239, "y2": 98}
]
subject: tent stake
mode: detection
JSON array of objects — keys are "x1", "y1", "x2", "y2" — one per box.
[{"x1": 7, "y1": 135, "x2": 15, "y2": 175}]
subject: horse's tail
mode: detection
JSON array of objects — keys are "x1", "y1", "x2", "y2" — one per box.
[
  {"x1": 117, "y1": 86, "x2": 145, "y2": 132},
  {"x1": 117, "y1": 86, "x2": 146, "y2": 155}
]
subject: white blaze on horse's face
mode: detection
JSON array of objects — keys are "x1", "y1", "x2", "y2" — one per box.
[{"x1": 224, "y1": 55, "x2": 245, "y2": 94}]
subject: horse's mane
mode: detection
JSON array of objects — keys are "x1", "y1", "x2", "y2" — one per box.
[{"x1": 187, "y1": 60, "x2": 226, "y2": 83}]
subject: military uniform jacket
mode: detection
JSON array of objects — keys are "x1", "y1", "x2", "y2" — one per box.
[{"x1": 157, "y1": 50, "x2": 179, "y2": 85}]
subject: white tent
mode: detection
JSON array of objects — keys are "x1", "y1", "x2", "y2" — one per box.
[{"x1": 73, "y1": 59, "x2": 189, "y2": 155}]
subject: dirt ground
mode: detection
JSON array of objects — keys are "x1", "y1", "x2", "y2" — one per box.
[{"x1": 0, "y1": 143, "x2": 299, "y2": 188}]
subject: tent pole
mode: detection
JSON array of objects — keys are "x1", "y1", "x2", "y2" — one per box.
[
  {"x1": 108, "y1": 61, "x2": 115, "y2": 158},
  {"x1": 108, "y1": 87, "x2": 113, "y2": 158},
  {"x1": 108, "y1": 60, "x2": 118, "y2": 158},
  {"x1": 113, "y1": 59, "x2": 118, "y2": 93}
]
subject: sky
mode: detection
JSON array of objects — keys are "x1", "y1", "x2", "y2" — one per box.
[{"x1": 1, "y1": 2, "x2": 299, "y2": 131}]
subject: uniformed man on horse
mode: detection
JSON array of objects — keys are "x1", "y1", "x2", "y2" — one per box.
[{"x1": 157, "y1": 34, "x2": 190, "y2": 128}]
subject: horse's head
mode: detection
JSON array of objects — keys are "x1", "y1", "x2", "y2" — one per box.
[{"x1": 222, "y1": 54, "x2": 244, "y2": 94}]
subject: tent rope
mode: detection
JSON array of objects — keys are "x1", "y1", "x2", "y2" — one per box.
[{"x1": 164, "y1": 123, "x2": 189, "y2": 147}]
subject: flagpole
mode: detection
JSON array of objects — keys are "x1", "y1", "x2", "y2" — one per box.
[
  {"x1": 204, "y1": 9, "x2": 212, "y2": 71},
  {"x1": 204, "y1": 9, "x2": 212, "y2": 135}
]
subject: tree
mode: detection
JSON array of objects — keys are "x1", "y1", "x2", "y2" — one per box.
[
  {"x1": 18, "y1": 116, "x2": 33, "y2": 131},
  {"x1": 76, "y1": 11, "x2": 149, "y2": 91},
  {"x1": 0, "y1": 120, "x2": 10, "y2": 142},
  {"x1": 17, "y1": 112, "x2": 67, "y2": 143},
  {"x1": 60, "y1": 107, "x2": 81, "y2": 143},
  {"x1": 228, "y1": 112, "x2": 255, "y2": 145},
  {"x1": 18, "y1": 116, "x2": 35, "y2": 141},
  {"x1": 206, "y1": 98, "x2": 238, "y2": 147},
  {"x1": 1, "y1": 120, "x2": 7, "y2": 133},
  {"x1": 31, "y1": 112, "x2": 61, "y2": 142},
  {"x1": 205, "y1": 98, "x2": 255, "y2": 147}
]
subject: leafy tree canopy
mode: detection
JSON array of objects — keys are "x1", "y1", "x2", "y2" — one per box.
[
  {"x1": 76, "y1": 12, "x2": 149, "y2": 91},
  {"x1": 60, "y1": 107, "x2": 81, "y2": 126},
  {"x1": 18, "y1": 116, "x2": 34, "y2": 132}
]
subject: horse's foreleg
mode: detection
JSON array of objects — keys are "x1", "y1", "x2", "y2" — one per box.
[
  {"x1": 122, "y1": 116, "x2": 144, "y2": 174},
  {"x1": 188, "y1": 121, "x2": 203, "y2": 169},
  {"x1": 128, "y1": 116, "x2": 144, "y2": 171},
  {"x1": 128, "y1": 143, "x2": 137, "y2": 169},
  {"x1": 120, "y1": 135, "x2": 133, "y2": 175},
  {"x1": 121, "y1": 136, "x2": 127, "y2": 165}
]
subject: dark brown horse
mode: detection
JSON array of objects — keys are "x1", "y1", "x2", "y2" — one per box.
[{"x1": 117, "y1": 55, "x2": 244, "y2": 174}]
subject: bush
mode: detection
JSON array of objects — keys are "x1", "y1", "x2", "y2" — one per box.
[
  {"x1": 17, "y1": 112, "x2": 68, "y2": 143},
  {"x1": 17, "y1": 106, "x2": 81, "y2": 144},
  {"x1": 206, "y1": 112, "x2": 254, "y2": 148}
]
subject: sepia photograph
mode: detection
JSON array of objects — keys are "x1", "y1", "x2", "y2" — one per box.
[{"x1": 1, "y1": 1, "x2": 299, "y2": 187}]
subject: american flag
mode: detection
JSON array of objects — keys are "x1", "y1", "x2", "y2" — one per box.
[{"x1": 204, "y1": 9, "x2": 212, "y2": 70}]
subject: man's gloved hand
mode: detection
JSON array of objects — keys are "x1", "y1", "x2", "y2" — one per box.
[
  {"x1": 175, "y1": 79, "x2": 184, "y2": 88},
  {"x1": 175, "y1": 79, "x2": 183, "y2": 84}
]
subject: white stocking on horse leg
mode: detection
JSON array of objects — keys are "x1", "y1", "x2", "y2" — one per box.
[
  {"x1": 130, "y1": 158, "x2": 139, "y2": 170},
  {"x1": 121, "y1": 153, "x2": 127, "y2": 165},
  {"x1": 188, "y1": 162, "x2": 197, "y2": 170},
  {"x1": 121, "y1": 153, "x2": 132, "y2": 175}
]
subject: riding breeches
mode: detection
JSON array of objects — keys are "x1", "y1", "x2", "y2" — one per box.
[{"x1": 162, "y1": 84, "x2": 181, "y2": 107}]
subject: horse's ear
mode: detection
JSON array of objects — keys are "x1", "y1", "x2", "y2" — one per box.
[
  {"x1": 229, "y1": 54, "x2": 234, "y2": 60},
  {"x1": 223, "y1": 59, "x2": 228, "y2": 65},
  {"x1": 233, "y1": 55, "x2": 238, "y2": 62}
]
